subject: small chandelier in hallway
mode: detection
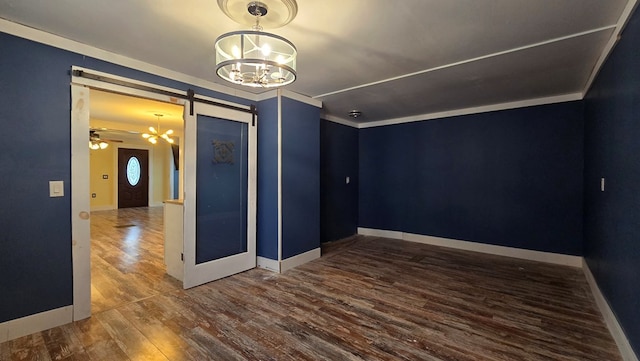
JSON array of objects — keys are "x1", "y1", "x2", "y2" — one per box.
[{"x1": 142, "y1": 113, "x2": 174, "y2": 144}]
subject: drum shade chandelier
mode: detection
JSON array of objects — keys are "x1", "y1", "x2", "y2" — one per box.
[{"x1": 215, "y1": 0, "x2": 298, "y2": 88}]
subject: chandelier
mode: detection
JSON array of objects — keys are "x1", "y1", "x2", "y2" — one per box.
[
  {"x1": 142, "y1": 114, "x2": 174, "y2": 144},
  {"x1": 89, "y1": 131, "x2": 109, "y2": 150},
  {"x1": 215, "y1": 1, "x2": 297, "y2": 88}
]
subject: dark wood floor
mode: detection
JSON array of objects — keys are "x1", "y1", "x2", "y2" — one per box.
[{"x1": 0, "y1": 209, "x2": 621, "y2": 360}]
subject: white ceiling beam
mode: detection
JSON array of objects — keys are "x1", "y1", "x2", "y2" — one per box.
[{"x1": 313, "y1": 25, "x2": 617, "y2": 100}]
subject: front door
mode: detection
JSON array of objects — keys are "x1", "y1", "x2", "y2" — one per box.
[
  {"x1": 182, "y1": 102, "x2": 256, "y2": 289},
  {"x1": 117, "y1": 148, "x2": 149, "y2": 208}
]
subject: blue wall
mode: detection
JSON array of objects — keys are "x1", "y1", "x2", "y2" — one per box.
[
  {"x1": 281, "y1": 98, "x2": 320, "y2": 258},
  {"x1": 0, "y1": 33, "x2": 75, "y2": 323},
  {"x1": 0, "y1": 32, "x2": 253, "y2": 323},
  {"x1": 359, "y1": 102, "x2": 585, "y2": 255},
  {"x1": 583, "y1": 9, "x2": 640, "y2": 355},
  {"x1": 256, "y1": 98, "x2": 279, "y2": 260},
  {"x1": 320, "y1": 120, "x2": 359, "y2": 242}
]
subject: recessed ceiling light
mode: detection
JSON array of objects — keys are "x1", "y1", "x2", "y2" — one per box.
[{"x1": 348, "y1": 110, "x2": 362, "y2": 118}]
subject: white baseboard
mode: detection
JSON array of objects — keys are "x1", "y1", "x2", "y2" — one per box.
[
  {"x1": 583, "y1": 260, "x2": 639, "y2": 361},
  {"x1": 281, "y1": 248, "x2": 321, "y2": 273},
  {"x1": 357, "y1": 227, "x2": 583, "y2": 267},
  {"x1": 258, "y1": 248, "x2": 321, "y2": 274},
  {"x1": 357, "y1": 227, "x2": 404, "y2": 240},
  {"x1": 0, "y1": 306, "x2": 73, "y2": 343},
  {"x1": 90, "y1": 205, "x2": 115, "y2": 211},
  {"x1": 257, "y1": 256, "x2": 280, "y2": 273}
]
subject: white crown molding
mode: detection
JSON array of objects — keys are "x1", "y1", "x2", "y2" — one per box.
[
  {"x1": 322, "y1": 114, "x2": 360, "y2": 128},
  {"x1": 255, "y1": 90, "x2": 279, "y2": 102},
  {"x1": 583, "y1": 260, "x2": 639, "y2": 361},
  {"x1": 254, "y1": 89, "x2": 322, "y2": 108},
  {"x1": 0, "y1": 18, "x2": 257, "y2": 101},
  {"x1": 359, "y1": 93, "x2": 583, "y2": 129},
  {"x1": 357, "y1": 227, "x2": 583, "y2": 267},
  {"x1": 281, "y1": 89, "x2": 323, "y2": 108},
  {"x1": 582, "y1": 0, "x2": 639, "y2": 95}
]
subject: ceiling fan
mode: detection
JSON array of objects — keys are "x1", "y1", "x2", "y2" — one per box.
[{"x1": 89, "y1": 130, "x2": 122, "y2": 150}]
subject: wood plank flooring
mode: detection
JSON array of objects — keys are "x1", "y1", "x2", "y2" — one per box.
[
  {"x1": 89, "y1": 207, "x2": 181, "y2": 313},
  {"x1": 0, "y1": 213, "x2": 622, "y2": 360}
]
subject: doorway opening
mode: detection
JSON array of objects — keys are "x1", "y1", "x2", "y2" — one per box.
[
  {"x1": 88, "y1": 89, "x2": 184, "y2": 313},
  {"x1": 72, "y1": 69, "x2": 257, "y2": 320}
]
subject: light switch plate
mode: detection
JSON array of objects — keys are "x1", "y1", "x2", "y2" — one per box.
[{"x1": 49, "y1": 180, "x2": 64, "y2": 197}]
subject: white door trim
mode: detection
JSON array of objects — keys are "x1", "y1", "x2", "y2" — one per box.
[{"x1": 70, "y1": 84, "x2": 92, "y2": 321}]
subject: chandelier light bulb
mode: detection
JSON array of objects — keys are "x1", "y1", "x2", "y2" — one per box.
[{"x1": 261, "y1": 43, "x2": 271, "y2": 56}]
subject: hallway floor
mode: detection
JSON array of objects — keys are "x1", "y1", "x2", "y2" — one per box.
[{"x1": 90, "y1": 207, "x2": 181, "y2": 313}]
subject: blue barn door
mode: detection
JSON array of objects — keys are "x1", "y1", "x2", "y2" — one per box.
[{"x1": 182, "y1": 102, "x2": 256, "y2": 289}]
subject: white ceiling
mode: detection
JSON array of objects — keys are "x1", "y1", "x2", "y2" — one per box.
[{"x1": 0, "y1": 0, "x2": 635, "y2": 125}]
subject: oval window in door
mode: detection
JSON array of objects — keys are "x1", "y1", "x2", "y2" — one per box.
[{"x1": 126, "y1": 156, "x2": 141, "y2": 186}]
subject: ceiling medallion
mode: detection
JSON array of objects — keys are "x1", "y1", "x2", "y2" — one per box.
[
  {"x1": 215, "y1": 1, "x2": 298, "y2": 88},
  {"x1": 217, "y1": 0, "x2": 298, "y2": 28}
]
